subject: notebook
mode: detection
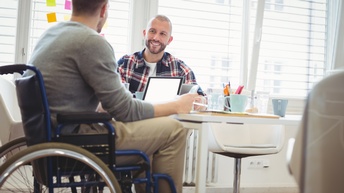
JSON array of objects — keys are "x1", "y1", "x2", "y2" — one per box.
[{"x1": 143, "y1": 77, "x2": 183, "y2": 103}]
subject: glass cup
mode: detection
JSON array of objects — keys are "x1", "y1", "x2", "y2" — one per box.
[
  {"x1": 205, "y1": 88, "x2": 225, "y2": 111},
  {"x1": 255, "y1": 91, "x2": 270, "y2": 114},
  {"x1": 123, "y1": 82, "x2": 130, "y2": 90},
  {"x1": 135, "y1": 91, "x2": 144, "y2": 100},
  {"x1": 205, "y1": 93, "x2": 226, "y2": 111}
]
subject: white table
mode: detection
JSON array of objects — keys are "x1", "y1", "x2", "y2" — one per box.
[{"x1": 175, "y1": 113, "x2": 302, "y2": 193}]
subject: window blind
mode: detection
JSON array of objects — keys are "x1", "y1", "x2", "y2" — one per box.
[
  {"x1": 0, "y1": 0, "x2": 18, "y2": 66},
  {"x1": 158, "y1": 0, "x2": 244, "y2": 91},
  {"x1": 158, "y1": 0, "x2": 328, "y2": 98},
  {"x1": 28, "y1": 0, "x2": 131, "y2": 61},
  {"x1": 254, "y1": 0, "x2": 327, "y2": 97}
]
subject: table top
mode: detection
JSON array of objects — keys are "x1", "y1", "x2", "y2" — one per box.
[{"x1": 175, "y1": 112, "x2": 302, "y2": 126}]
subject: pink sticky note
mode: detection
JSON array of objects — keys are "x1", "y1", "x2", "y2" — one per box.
[
  {"x1": 46, "y1": 0, "x2": 56, "y2": 6},
  {"x1": 65, "y1": 0, "x2": 72, "y2": 10},
  {"x1": 47, "y1": 12, "x2": 57, "y2": 23}
]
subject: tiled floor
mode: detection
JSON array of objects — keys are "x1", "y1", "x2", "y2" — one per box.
[{"x1": 183, "y1": 186, "x2": 299, "y2": 193}]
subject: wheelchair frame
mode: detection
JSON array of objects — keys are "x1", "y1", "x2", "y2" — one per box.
[{"x1": 0, "y1": 64, "x2": 177, "y2": 193}]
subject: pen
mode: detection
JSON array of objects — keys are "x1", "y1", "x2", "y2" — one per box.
[
  {"x1": 235, "y1": 85, "x2": 244, "y2": 94},
  {"x1": 228, "y1": 81, "x2": 231, "y2": 95},
  {"x1": 193, "y1": 102, "x2": 208, "y2": 107},
  {"x1": 223, "y1": 84, "x2": 229, "y2": 96}
]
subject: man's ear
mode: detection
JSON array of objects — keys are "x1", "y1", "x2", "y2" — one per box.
[
  {"x1": 100, "y1": 3, "x2": 107, "y2": 18},
  {"x1": 167, "y1": 36, "x2": 173, "y2": 45}
]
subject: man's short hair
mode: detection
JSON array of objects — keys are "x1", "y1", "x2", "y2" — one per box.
[
  {"x1": 149, "y1": 14, "x2": 173, "y2": 34},
  {"x1": 72, "y1": 0, "x2": 108, "y2": 16}
]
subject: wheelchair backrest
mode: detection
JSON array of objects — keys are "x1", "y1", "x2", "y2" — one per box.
[{"x1": 16, "y1": 75, "x2": 50, "y2": 146}]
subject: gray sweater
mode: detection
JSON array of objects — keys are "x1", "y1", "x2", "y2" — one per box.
[{"x1": 28, "y1": 22, "x2": 154, "y2": 126}]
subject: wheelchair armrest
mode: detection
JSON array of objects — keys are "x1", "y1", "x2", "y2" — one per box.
[
  {"x1": 57, "y1": 112, "x2": 112, "y2": 124},
  {"x1": 0, "y1": 64, "x2": 27, "y2": 75}
]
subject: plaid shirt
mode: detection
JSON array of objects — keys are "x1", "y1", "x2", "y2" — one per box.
[{"x1": 118, "y1": 49, "x2": 204, "y2": 95}]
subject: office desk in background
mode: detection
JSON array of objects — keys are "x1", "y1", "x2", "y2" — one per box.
[{"x1": 174, "y1": 112, "x2": 302, "y2": 193}]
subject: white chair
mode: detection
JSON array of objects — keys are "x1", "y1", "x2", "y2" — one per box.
[
  {"x1": 0, "y1": 76, "x2": 23, "y2": 146},
  {"x1": 289, "y1": 71, "x2": 344, "y2": 193},
  {"x1": 207, "y1": 122, "x2": 285, "y2": 193}
]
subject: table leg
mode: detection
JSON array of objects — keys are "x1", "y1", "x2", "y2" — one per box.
[{"x1": 195, "y1": 122, "x2": 209, "y2": 193}]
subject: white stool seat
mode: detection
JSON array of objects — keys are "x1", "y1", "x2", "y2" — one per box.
[
  {"x1": 207, "y1": 122, "x2": 285, "y2": 193},
  {"x1": 0, "y1": 76, "x2": 23, "y2": 146}
]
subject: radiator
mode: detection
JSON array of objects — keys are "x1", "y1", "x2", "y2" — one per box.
[{"x1": 183, "y1": 130, "x2": 218, "y2": 185}]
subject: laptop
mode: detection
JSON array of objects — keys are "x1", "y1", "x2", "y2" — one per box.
[
  {"x1": 179, "y1": 84, "x2": 196, "y2": 95},
  {"x1": 143, "y1": 77, "x2": 183, "y2": 103}
]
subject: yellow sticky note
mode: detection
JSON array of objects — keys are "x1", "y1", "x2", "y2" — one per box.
[
  {"x1": 47, "y1": 12, "x2": 57, "y2": 23},
  {"x1": 64, "y1": 14, "x2": 71, "y2": 21},
  {"x1": 103, "y1": 21, "x2": 108, "y2": 29},
  {"x1": 46, "y1": 0, "x2": 56, "y2": 6}
]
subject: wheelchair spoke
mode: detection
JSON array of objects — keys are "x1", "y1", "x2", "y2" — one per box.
[{"x1": 0, "y1": 143, "x2": 121, "y2": 193}]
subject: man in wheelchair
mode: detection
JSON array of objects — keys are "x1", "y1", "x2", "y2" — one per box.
[{"x1": 26, "y1": 0, "x2": 198, "y2": 192}]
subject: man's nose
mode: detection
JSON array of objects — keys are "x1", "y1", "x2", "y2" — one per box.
[{"x1": 152, "y1": 34, "x2": 159, "y2": 40}]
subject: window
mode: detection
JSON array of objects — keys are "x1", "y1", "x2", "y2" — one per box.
[
  {"x1": 254, "y1": 0, "x2": 327, "y2": 97},
  {"x1": 0, "y1": 0, "x2": 18, "y2": 66},
  {"x1": 103, "y1": 0, "x2": 131, "y2": 59},
  {"x1": 158, "y1": 0, "x2": 244, "y2": 91},
  {"x1": 158, "y1": 0, "x2": 328, "y2": 98},
  {"x1": 28, "y1": 0, "x2": 131, "y2": 60}
]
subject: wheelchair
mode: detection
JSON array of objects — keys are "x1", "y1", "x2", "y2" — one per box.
[{"x1": 0, "y1": 64, "x2": 177, "y2": 193}]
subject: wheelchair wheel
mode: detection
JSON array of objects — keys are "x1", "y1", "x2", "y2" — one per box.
[
  {"x1": 0, "y1": 142, "x2": 122, "y2": 193},
  {"x1": 0, "y1": 137, "x2": 27, "y2": 165}
]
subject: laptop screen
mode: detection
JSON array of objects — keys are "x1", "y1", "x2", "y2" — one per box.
[{"x1": 143, "y1": 77, "x2": 183, "y2": 103}]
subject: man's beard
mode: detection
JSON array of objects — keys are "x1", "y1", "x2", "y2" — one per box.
[{"x1": 146, "y1": 40, "x2": 166, "y2": 54}]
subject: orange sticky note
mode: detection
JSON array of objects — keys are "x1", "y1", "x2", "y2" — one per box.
[
  {"x1": 46, "y1": 0, "x2": 56, "y2": 6},
  {"x1": 47, "y1": 12, "x2": 57, "y2": 23}
]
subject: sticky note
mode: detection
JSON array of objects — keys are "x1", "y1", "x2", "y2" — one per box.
[
  {"x1": 103, "y1": 21, "x2": 108, "y2": 29},
  {"x1": 47, "y1": 12, "x2": 57, "y2": 23},
  {"x1": 64, "y1": 14, "x2": 71, "y2": 21},
  {"x1": 46, "y1": 0, "x2": 56, "y2": 6},
  {"x1": 65, "y1": 0, "x2": 72, "y2": 10}
]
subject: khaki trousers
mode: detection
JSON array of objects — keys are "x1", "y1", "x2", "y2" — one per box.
[{"x1": 113, "y1": 117, "x2": 187, "y2": 193}]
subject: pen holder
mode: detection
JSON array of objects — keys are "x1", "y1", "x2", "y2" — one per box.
[{"x1": 224, "y1": 96, "x2": 231, "y2": 111}]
